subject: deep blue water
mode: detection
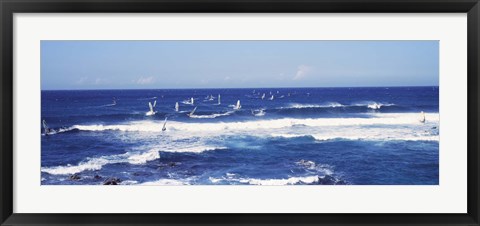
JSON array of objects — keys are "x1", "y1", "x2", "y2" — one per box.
[{"x1": 41, "y1": 87, "x2": 439, "y2": 185}]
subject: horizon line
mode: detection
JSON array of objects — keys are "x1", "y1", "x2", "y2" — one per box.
[{"x1": 41, "y1": 85, "x2": 439, "y2": 91}]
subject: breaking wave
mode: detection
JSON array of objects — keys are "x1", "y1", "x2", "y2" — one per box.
[
  {"x1": 50, "y1": 113, "x2": 436, "y2": 133},
  {"x1": 188, "y1": 111, "x2": 234, "y2": 119},
  {"x1": 270, "y1": 133, "x2": 439, "y2": 142},
  {"x1": 41, "y1": 148, "x2": 161, "y2": 175},
  {"x1": 41, "y1": 144, "x2": 225, "y2": 176},
  {"x1": 140, "y1": 179, "x2": 189, "y2": 185},
  {"x1": 284, "y1": 102, "x2": 345, "y2": 109},
  {"x1": 207, "y1": 175, "x2": 345, "y2": 185}
]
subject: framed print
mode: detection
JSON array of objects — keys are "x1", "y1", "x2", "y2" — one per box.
[{"x1": 1, "y1": 0, "x2": 479, "y2": 225}]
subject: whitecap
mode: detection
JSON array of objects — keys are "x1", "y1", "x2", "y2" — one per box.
[
  {"x1": 41, "y1": 148, "x2": 161, "y2": 175},
  {"x1": 352, "y1": 101, "x2": 394, "y2": 110},
  {"x1": 67, "y1": 113, "x2": 439, "y2": 134},
  {"x1": 239, "y1": 176, "x2": 320, "y2": 185},
  {"x1": 270, "y1": 126, "x2": 439, "y2": 142},
  {"x1": 162, "y1": 145, "x2": 226, "y2": 153},
  {"x1": 188, "y1": 111, "x2": 234, "y2": 119},
  {"x1": 283, "y1": 102, "x2": 344, "y2": 109},
  {"x1": 120, "y1": 180, "x2": 139, "y2": 185},
  {"x1": 140, "y1": 179, "x2": 189, "y2": 185}
]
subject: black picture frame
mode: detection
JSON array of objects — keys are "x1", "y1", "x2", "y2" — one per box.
[{"x1": 1, "y1": 0, "x2": 479, "y2": 225}]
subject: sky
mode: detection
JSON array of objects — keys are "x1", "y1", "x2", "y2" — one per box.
[{"x1": 41, "y1": 41, "x2": 439, "y2": 90}]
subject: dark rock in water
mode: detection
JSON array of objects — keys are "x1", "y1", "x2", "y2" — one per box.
[
  {"x1": 69, "y1": 174, "x2": 81, "y2": 180},
  {"x1": 94, "y1": 175, "x2": 102, "y2": 180},
  {"x1": 318, "y1": 175, "x2": 336, "y2": 185},
  {"x1": 317, "y1": 175, "x2": 348, "y2": 185},
  {"x1": 103, "y1": 177, "x2": 121, "y2": 185},
  {"x1": 168, "y1": 162, "x2": 177, "y2": 167},
  {"x1": 432, "y1": 127, "x2": 437, "y2": 129}
]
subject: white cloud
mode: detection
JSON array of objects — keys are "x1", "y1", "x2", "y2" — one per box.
[
  {"x1": 292, "y1": 65, "x2": 312, "y2": 80},
  {"x1": 136, "y1": 76, "x2": 155, "y2": 85}
]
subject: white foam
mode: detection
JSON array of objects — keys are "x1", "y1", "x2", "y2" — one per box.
[
  {"x1": 120, "y1": 180, "x2": 139, "y2": 185},
  {"x1": 72, "y1": 122, "x2": 162, "y2": 132},
  {"x1": 272, "y1": 133, "x2": 438, "y2": 142},
  {"x1": 271, "y1": 124, "x2": 439, "y2": 142},
  {"x1": 65, "y1": 113, "x2": 439, "y2": 138},
  {"x1": 352, "y1": 101, "x2": 395, "y2": 109},
  {"x1": 163, "y1": 145, "x2": 226, "y2": 153},
  {"x1": 209, "y1": 172, "x2": 328, "y2": 185},
  {"x1": 41, "y1": 149, "x2": 161, "y2": 175},
  {"x1": 41, "y1": 126, "x2": 77, "y2": 136},
  {"x1": 127, "y1": 149, "x2": 161, "y2": 164},
  {"x1": 98, "y1": 103, "x2": 116, "y2": 107},
  {"x1": 209, "y1": 177, "x2": 223, "y2": 183},
  {"x1": 284, "y1": 102, "x2": 344, "y2": 109},
  {"x1": 145, "y1": 111, "x2": 156, "y2": 116},
  {"x1": 41, "y1": 158, "x2": 108, "y2": 175},
  {"x1": 140, "y1": 179, "x2": 189, "y2": 185},
  {"x1": 41, "y1": 143, "x2": 225, "y2": 176},
  {"x1": 252, "y1": 109, "x2": 266, "y2": 117},
  {"x1": 188, "y1": 111, "x2": 234, "y2": 119},
  {"x1": 240, "y1": 176, "x2": 320, "y2": 185},
  {"x1": 284, "y1": 101, "x2": 393, "y2": 110},
  {"x1": 169, "y1": 113, "x2": 438, "y2": 132}
]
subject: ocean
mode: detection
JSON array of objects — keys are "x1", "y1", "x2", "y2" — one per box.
[{"x1": 41, "y1": 87, "x2": 439, "y2": 185}]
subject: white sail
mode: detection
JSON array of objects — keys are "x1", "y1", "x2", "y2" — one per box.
[
  {"x1": 218, "y1": 94, "x2": 221, "y2": 105},
  {"x1": 42, "y1": 120, "x2": 48, "y2": 130},
  {"x1": 234, "y1": 100, "x2": 241, "y2": 110},
  {"x1": 162, "y1": 117, "x2": 168, "y2": 131},
  {"x1": 261, "y1": 93, "x2": 265, "y2": 100},
  {"x1": 42, "y1": 120, "x2": 48, "y2": 134},
  {"x1": 153, "y1": 100, "x2": 157, "y2": 108},
  {"x1": 42, "y1": 120, "x2": 53, "y2": 135},
  {"x1": 149, "y1": 102, "x2": 154, "y2": 112},
  {"x1": 146, "y1": 102, "x2": 155, "y2": 116},
  {"x1": 191, "y1": 97, "x2": 194, "y2": 105},
  {"x1": 188, "y1": 106, "x2": 197, "y2": 117},
  {"x1": 269, "y1": 95, "x2": 274, "y2": 100},
  {"x1": 175, "y1": 102, "x2": 179, "y2": 112},
  {"x1": 420, "y1": 111, "x2": 426, "y2": 123}
]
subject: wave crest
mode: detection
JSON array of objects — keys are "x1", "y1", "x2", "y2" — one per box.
[
  {"x1": 189, "y1": 111, "x2": 234, "y2": 119},
  {"x1": 41, "y1": 149, "x2": 161, "y2": 175},
  {"x1": 284, "y1": 102, "x2": 344, "y2": 109},
  {"x1": 47, "y1": 113, "x2": 439, "y2": 136}
]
